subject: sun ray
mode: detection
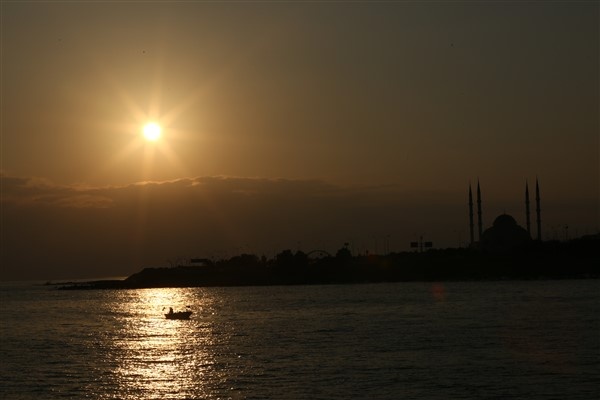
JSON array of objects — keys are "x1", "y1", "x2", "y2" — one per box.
[
  {"x1": 141, "y1": 144, "x2": 157, "y2": 181},
  {"x1": 155, "y1": 141, "x2": 189, "y2": 177},
  {"x1": 81, "y1": 44, "x2": 218, "y2": 184}
]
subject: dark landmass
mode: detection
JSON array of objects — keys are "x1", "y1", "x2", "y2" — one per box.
[{"x1": 59, "y1": 235, "x2": 599, "y2": 290}]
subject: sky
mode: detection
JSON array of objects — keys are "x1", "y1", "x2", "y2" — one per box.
[{"x1": 1, "y1": 1, "x2": 598, "y2": 281}]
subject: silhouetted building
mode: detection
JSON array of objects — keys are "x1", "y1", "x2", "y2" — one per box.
[
  {"x1": 469, "y1": 179, "x2": 483, "y2": 246},
  {"x1": 477, "y1": 180, "x2": 483, "y2": 240},
  {"x1": 468, "y1": 180, "x2": 484, "y2": 246},
  {"x1": 525, "y1": 181, "x2": 531, "y2": 235},
  {"x1": 468, "y1": 179, "x2": 542, "y2": 251},
  {"x1": 536, "y1": 177, "x2": 542, "y2": 241},
  {"x1": 468, "y1": 183, "x2": 475, "y2": 245},
  {"x1": 480, "y1": 214, "x2": 531, "y2": 252}
]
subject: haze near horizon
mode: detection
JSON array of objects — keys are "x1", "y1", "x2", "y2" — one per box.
[{"x1": 1, "y1": 1, "x2": 598, "y2": 281}]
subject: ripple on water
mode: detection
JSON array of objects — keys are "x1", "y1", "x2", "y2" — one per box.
[{"x1": 0, "y1": 281, "x2": 598, "y2": 399}]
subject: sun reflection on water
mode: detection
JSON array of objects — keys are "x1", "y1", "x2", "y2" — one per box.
[{"x1": 110, "y1": 288, "x2": 221, "y2": 399}]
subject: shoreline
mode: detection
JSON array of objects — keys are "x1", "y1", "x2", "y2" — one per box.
[{"x1": 56, "y1": 238, "x2": 599, "y2": 290}]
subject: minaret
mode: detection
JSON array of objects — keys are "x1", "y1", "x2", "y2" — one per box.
[
  {"x1": 477, "y1": 180, "x2": 483, "y2": 240},
  {"x1": 535, "y1": 177, "x2": 542, "y2": 241},
  {"x1": 525, "y1": 180, "x2": 531, "y2": 235},
  {"x1": 468, "y1": 183, "x2": 474, "y2": 245}
]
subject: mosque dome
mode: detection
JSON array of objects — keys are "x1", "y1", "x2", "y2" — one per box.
[
  {"x1": 481, "y1": 214, "x2": 531, "y2": 253},
  {"x1": 492, "y1": 214, "x2": 518, "y2": 228}
]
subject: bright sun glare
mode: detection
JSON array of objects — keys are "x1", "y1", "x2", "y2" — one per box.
[{"x1": 143, "y1": 122, "x2": 161, "y2": 141}]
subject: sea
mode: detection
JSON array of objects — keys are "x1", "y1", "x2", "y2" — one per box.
[{"x1": 1, "y1": 280, "x2": 598, "y2": 399}]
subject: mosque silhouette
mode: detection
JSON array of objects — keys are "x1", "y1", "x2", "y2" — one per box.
[{"x1": 469, "y1": 179, "x2": 541, "y2": 252}]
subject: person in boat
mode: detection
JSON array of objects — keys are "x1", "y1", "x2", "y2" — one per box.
[{"x1": 168, "y1": 307, "x2": 174, "y2": 314}]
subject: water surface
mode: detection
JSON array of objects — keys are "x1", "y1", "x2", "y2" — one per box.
[{"x1": 1, "y1": 280, "x2": 598, "y2": 399}]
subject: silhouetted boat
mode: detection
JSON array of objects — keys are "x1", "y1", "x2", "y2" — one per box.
[{"x1": 164, "y1": 307, "x2": 192, "y2": 320}]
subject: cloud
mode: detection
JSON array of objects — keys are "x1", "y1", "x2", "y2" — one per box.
[
  {"x1": 1, "y1": 174, "x2": 341, "y2": 206},
  {"x1": 1, "y1": 174, "x2": 113, "y2": 208}
]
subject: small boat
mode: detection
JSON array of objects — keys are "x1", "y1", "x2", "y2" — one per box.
[{"x1": 164, "y1": 307, "x2": 192, "y2": 320}]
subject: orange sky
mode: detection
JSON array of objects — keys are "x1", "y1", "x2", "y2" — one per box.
[{"x1": 1, "y1": 2, "x2": 598, "y2": 280}]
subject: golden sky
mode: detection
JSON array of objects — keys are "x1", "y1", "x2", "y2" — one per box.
[{"x1": 1, "y1": 2, "x2": 598, "y2": 280}]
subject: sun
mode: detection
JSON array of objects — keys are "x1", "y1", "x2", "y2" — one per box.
[{"x1": 142, "y1": 122, "x2": 161, "y2": 141}]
